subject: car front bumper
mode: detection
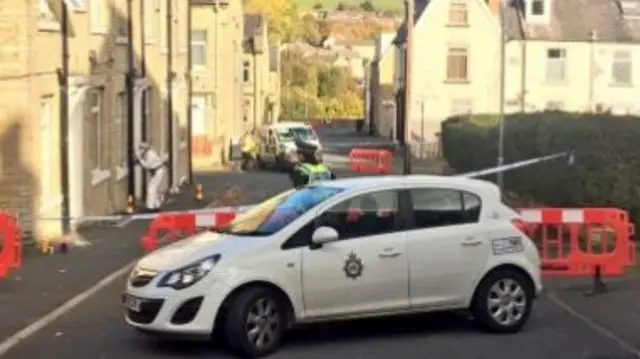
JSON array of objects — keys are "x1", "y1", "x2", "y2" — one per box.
[{"x1": 122, "y1": 274, "x2": 233, "y2": 337}]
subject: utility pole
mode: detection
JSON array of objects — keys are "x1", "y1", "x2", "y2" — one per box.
[
  {"x1": 186, "y1": 1, "x2": 194, "y2": 184},
  {"x1": 126, "y1": 0, "x2": 135, "y2": 206},
  {"x1": 59, "y1": 0, "x2": 70, "y2": 233},
  {"x1": 402, "y1": 0, "x2": 414, "y2": 175},
  {"x1": 497, "y1": 0, "x2": 506, "y2": 190}
]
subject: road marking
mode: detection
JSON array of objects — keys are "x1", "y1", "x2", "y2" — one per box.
[
  {"x1": 0, "y1": 261, "x2": 136, "y2": 357},
  {"x1": 115, "y1": 216, "x2": 134, "y2": 228},
  {"x1": 0, "y1": 197, "x2": 231, "y2": 356},
  {"x1": 547, "y1": 292, "x2": 640, "y2": 357}
]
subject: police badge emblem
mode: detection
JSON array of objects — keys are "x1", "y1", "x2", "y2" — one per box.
[{"x1": 343, "y1": 251, "x2": 363, "y2": 279}]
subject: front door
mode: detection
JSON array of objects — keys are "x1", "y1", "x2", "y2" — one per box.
[
  {"x1": 301, "y1": 189, "x2": 409, "y2": 318},
  {"x1": 406, "y1": 187, "x2": 489, "y2": 308}
]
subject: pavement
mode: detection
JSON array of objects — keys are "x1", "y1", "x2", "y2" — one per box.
[{"x1": 1, "y1": 124, "x2": 640, "y2": 359}]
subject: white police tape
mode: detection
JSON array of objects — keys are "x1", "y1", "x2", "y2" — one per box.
[
  {"x1": 457, "y1": 150, "x2": 574, "y2": 178},
  {"x1": 27, "y1": 205, "x2": 254, "y2": 223}
]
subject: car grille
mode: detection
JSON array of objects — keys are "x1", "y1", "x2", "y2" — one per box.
[
  {"x1": 125, "y1": 297, "x2": 164, "y2": 324},
  {"x1": 129, "y1": 268, "x2": 158, "y2": 287}
]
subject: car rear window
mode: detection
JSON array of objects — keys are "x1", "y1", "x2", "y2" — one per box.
[{"x1": 409, "y1": 188, "x2": 482, "y2": 229}]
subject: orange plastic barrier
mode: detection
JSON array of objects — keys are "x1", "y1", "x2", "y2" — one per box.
[
  {"x1": 349, "y1": 148, "x2": 393, "y2": 174},
  {"x1": 518, "y1": 208, "x2": 636, "y2": 279},
  {"x1": 0, "y1": 212, "x2": 21, "y2": 278},
  {"x1": 140, "y1": 211, "x2": 238, "y2": 251}
]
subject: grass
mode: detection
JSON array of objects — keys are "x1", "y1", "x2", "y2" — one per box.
[{"x1": 293, "y1": 0, "x2": 404, "y2": 13}]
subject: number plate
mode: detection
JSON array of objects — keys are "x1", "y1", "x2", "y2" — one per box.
[{"x1": 123, "y1": 294, "x2": 143, "y2": 312}]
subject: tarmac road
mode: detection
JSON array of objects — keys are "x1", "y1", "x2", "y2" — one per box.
[{"x1": 1, "y1": 124, "x2": 639, "y2": 358}]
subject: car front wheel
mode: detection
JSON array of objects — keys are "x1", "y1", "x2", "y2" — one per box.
[
  {"x1": 224, "y1": 287, "x2": 286, "y2": 358},
  {"x1": 471, "y1": 269, "x2": 534, "y2": 334}
]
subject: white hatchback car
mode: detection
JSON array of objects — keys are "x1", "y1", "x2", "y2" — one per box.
[{"x1": 123, "y1": 176, "x2": 543, "y2": 357}]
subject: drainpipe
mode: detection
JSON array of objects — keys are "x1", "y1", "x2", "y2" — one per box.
[
  {"x1": 166, "y1": 0, "x2": 174, "y2": 187},
  {"x1": 58, "y1": 0, "x2": 70, "y2": 233},
  {"x1": 186, "y1": 1, "x2": 193, "y2": 183},
  {"x1": 139, "y1": 0, "x2": 148, "y2": 200},
  {"x1": 126, "y1": 0, "x2": 135, "y2": 205}
]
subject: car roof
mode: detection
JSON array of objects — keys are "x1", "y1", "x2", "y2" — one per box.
[
  {"x1": 315, "y1": 175, "x2": 498, "y2": 194},
  {"x1": 270, "y1": 122, "x2": 310, "y2": 130}
]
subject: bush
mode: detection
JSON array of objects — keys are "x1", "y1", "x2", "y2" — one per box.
[{"x1": 441, "y1": 112, "x2": 640, "y2": 224}]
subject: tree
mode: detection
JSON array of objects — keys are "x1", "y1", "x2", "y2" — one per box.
[
  {"x1": 359, "y1": 0, "x2": 375, "y2": 12},
  {"x1": 312, "y1": 3, "x2": 323, "y2": 10},
  {"x1": 245, "y1": 0, "x2": 299, "y2": 42},
  {"x1": 317, "y1": 65, "x2": 350, "y2": 99},
  {"x1": 300, "y1": 14, "x2": 323, "y2": 46},
  {"x1": 340, "y1": 91, "x2": 364, "y2": 118},
  {"x1": 336, "y1": 1, "x2": 347, "y2": 11}
]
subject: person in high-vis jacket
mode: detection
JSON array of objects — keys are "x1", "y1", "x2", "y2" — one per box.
[
  {"x1": 240, "y1": 130, "x2": 258, "y2": 170},
  {"x1": 290, "y1": 137, "x2": 335, "y2": 188},
  {"x1": 135, "y1": 142, "x2": 167, "y2": 211}
]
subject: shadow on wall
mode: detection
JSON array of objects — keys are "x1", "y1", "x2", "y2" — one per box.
[{"x1": 0, "y1": 120, "x2": 35, "y2": 239}]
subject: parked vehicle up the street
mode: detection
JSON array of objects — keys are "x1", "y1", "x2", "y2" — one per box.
[{"x1": 255, "y1": 122, "x2": 322, "y2": 171}]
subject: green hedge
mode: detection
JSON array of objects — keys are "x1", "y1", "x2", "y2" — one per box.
[{"x1": 441, "y1": 112, "x2": 640, "y2": 224}]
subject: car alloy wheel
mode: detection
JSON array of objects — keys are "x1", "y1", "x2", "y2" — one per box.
[
  {"x1": 245, "y1": 298, "x2": 282, "y2": 351},
  {"x1": 487, "y1": 278, "x2": 527, "y2": 327}
]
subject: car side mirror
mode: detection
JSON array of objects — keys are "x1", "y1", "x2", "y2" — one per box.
[{"x1": 311, "y1": 226, "x2": 339, "y2": 245}]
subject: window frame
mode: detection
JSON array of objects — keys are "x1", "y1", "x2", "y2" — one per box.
[
  {"x1": 190, "y1": 29, "x2": 208, "y2": 67},
  {"x1": 545, "y1": 48, "x2": 566, "y2": 83},
  {"x1": 448, "y1": 1, "x2": 469, "y2": 26},
  {"x1": 281, "y1": 188, "x2": 411, "y2": 250},
  {"x1": 446, "y1": 46, "x2": 469, "y2": 82},
  {"x1": 243, "y1": 61, "x2": 251, "y2": 83},
  {"x1": 611, "y1": 50, "x2": 632, "y2": 86},
  {"x1": 406, "y1": 187, "x2": 483, "y2": 230}
]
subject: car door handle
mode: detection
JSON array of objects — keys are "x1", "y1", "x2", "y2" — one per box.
[
  {"x1": 379, "y1": 247, "x2": 402, "y2": 258},
  {"x1": 461, "y1": 237, "x2": 482, "y2": 247}
]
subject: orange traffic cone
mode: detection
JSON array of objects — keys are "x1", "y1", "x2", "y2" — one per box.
[
  {"x1": 195, "y1": 184, "x2": 203, "y2": 201},
  {"x1": 126, "y1": 195, "x2": 135, "y2": 214}
]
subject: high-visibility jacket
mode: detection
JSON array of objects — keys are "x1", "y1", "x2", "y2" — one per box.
[
  {"x1": 291, "y1": 162, "x2": 334, "y2": 187},
  {"x1": 241, "y1": 135, "x2": 257, "y2": 153}
]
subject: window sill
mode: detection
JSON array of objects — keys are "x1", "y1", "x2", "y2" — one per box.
[
  {"x1": 91, "y1": 168, "x2": 111, "y2": 186},
  {"x1": 609, "y1": 82, "x2": 633, "y2": 88},
  {"x1": 38, "y1": 20, "x2": 60, "y2": 32},
  {"x1": 91, "y1": 26, "x2": 108, "y2": 35},
  {"x1": 145, "y1": 39, "x2": 157, "y2": 45},
  {"x1": 444, "y1": 79, "x2": 470, "y2": 84},
  {"x1": 115, "y1": 36, "x2": 129, "y2": 45},
  {"x1": 446, "y1": 24, "x2": 469, "y2": 28},
  {"x1": 179, "y1": 141, "x2": 187, "y2": 150},
  {"x1": 115, "y1": 163, "x2": 129, "y2": 180},
  {"x1": 38, "y1": 195, "x2": 63, "y2": 215}
]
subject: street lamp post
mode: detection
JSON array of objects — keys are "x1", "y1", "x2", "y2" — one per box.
[
  {"x1": 496, "y1": 0, "x2": 506, "y2": 190},
  {"x1": 402, "y1": 0, "x2": 414, "y2": 175}
]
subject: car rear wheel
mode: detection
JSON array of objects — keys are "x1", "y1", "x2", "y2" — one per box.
[
  {"x1": 224, "y1": 287, "x2": 286, "y2": 358},
  {"x1": 471, "y1": 269, "x2": 534, "y2": 333}
]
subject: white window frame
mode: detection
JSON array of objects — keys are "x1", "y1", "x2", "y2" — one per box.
[
  {"x1": 545, "y1": 48, "x2": 566, "y2": 83},
  {"x1": 191, "y1": 30, "x2": 208, "y2": 67},
  {"x1": 90, "y1": 0, "x2": 107, "y2": 34},
  {"x1": 448, "y1": 1, "x2": 468, "y2": 26},
  {"x1": 611, "y1": 50, "x2": 632, "y2": 86},
  {"x1": 38, "y1": 0, "x2": 60, "y2": 31},
  {"x1": 40, "y1": 97, "x2": 54, "y2": 202},
  {"x1": 446, "y1": 46, "x2": 469, "y2": 82}
]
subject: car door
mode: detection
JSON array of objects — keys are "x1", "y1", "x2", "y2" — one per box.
[
  {"x1": 299, "y1": 189, "x2": 410, "y2": 319},
  {"x1": 405, "y1": 188, "x2": 490, "y2": 309}
]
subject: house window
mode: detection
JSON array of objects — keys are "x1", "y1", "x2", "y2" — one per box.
[
  {"x1": 115, "y1": 0, "x2": 128, "y2": 39},
  {"x1": 612, "y1": 50, "x2": 632, "y2": 85},
  {"x1": 39, "y1": 96, "x2": 55, "y2": 201},
  {"x1": 545, "y1": 48, "x2": 566, "y2": 82},
  {"x1": 191, "y1": 30, "x2": 207, "y2": 66},
  {"x1": 446, "y1": 47, "x2": 468, "y2": 81},
  {"x1": 448, "y1": 2, "x2": 468, "y2": 26},
  {"x1": 88, "y1": 89, "x2": 104, "y2": 169},
  {"x1": 243, "y1": 61, "x2": 251, "y2": 82},
  {"x1": 116, "y1": 92, "x2": 127, "y2": 164},
  {"x1": 90, "y1": 0, "x2": 107, "y2": 32},
  {"x1": 532, "y1": 0, "x2": 544, "y2": 15}
]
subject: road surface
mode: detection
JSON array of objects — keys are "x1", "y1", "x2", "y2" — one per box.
[{"x1": 1, "y1": 124, "x2": 639, "y2": 359}]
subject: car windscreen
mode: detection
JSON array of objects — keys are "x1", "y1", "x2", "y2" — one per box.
[
  {"x1": 276, "y1": 129, "x2": 294, "y2": 142},
  {"x1": 216, "y1": 186, "x2": 344, "y2": 236},
  {"x1": 288, "y1": 127, "x2": 317, "y2": 141}
]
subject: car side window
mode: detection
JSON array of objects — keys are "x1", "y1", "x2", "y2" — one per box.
[
  {"x1": 410, "y1": 188, "x2": 482, "y2": 229},
  {"x1": 317, "y1": 190, "x2": 400, "y2": 241}
]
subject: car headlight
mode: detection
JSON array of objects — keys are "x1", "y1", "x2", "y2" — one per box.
[{"x1": 157, "y1": 254, "x2": 221, "y2": 290}]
